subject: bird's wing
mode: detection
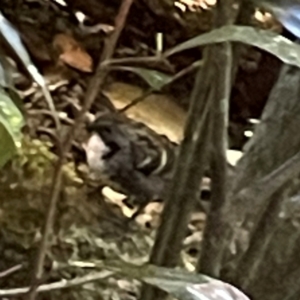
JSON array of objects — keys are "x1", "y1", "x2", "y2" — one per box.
[{"x1": 117, "y1": 119, "x2": 178, "y2": 178}]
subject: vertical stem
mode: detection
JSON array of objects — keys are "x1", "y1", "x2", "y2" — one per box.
[
  {"x1": 197, "y1": 0, "x2": 235, "y2": 276},
  {"x1": 139, "y1": 47, "x2": 215, "y2": 300},
  {"x1": 198, "y1": 42, "x2": 232, "y2": 276},
  {"x1": 26, "y1": 1, "x2": 134, "y2": 299}
]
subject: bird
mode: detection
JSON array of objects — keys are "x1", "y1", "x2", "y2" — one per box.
[
  {"x1": 83, "y1": 111, "x2": 180, "y2": 218},
  {"x1": 253, "y1": 0, "x2": 300, "y2": 39},
  {"x1": 82, "y1": 111, "x2": 238, "y2": 218}
]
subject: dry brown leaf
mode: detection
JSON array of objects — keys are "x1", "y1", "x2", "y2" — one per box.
[{"x1": 53, "y1": 33, "x2": 93, "y2": 73}]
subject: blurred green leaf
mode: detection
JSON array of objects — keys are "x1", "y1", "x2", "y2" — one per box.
[
  {"x1": 166, "y1": 25, "x2": 300, "y2": 68},
  {"x1": 0, "y1": 53, "x2": 17, "y2": 88},
  {"x1": 0, "y1": 12, "x2": 59, "y2": 127},
  {"x1": 111, "y1": 66, "x2": 173, "y2": 90},
  {"x1": 0, "y1": 87, "x2": 24, "y2": 168},
  {"x1": 70, "y1": 260, "x2": 250, "y2": 300},
  {"x1": 0, "y1": 12, "x2": 33, "y2": 72},
  {"x1": 6, "y1": 86, "x2": 24, "y2": 112},
  {"x1": 0, "y1": 12, "x2": 45, "y2": 86},
  {"x1": 0, "y1": 57, "x2": 7, "y2": 87},
  {"x1": 0, "y1": 54, "x2": 24, "y2": 110},
  {"x1": 106, "y1": 260, "x2": 250, "y2": 300},
  {"x1": 0, "y1": 123, "x2": 16, "y2": 168}
]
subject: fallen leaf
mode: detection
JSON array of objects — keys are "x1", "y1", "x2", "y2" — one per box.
[{"x1": 53, "y1": 33, "x2": 93, "y2": 73}]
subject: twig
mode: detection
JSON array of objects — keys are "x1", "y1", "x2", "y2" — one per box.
[
  {"x1": 40, "y1": 80, "x2": 62, "y2": 131},
  {"x1": 119, "y1": 60, "x2": 203, "y2": 113},
  {"x1": 0, "y1": 264, "x2": 22, "y2": 279},
  {"x1": 26, "y1": 0, "x2": 134, "y2": 299},
  {"x1": 102, "y1": 56, "x2": 161, "y2": 66},
  {"x1": 27, "y1": 109, "x2": 74, "y2": 125},
  {"x1": 118, "y1": 89, "x2": 153, "y2": 113},
  {"x1": 0, "y1": 270, "x2": 113, "y2": 297},
  {"x1": 102, "y1": 56, "x2": 173, "y2": 72},
  {"x1": 35, "y1": 127, "x2": 60, "y2": 145}
]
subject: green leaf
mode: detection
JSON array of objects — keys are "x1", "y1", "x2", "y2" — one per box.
[
  {"x1": 0, "y1": 12, "x2": 44, "y2": 86},
  {"x1": 111, "y1": 66, "x2": 173, "y2": 90},
  {"x1": 0, "y1": 57, "x2": 7, "y2": 87},
  {"x1": 70, "y1": 260, "x2": 250, "y2": 300},
  {"x1": 0, "y1": 53, "x2": 16, "y2": 89},
  {"x1": 6, "y1": 86, "x2": 24, "y2": 112},
  {"x1": 0, "y1": 54, "x2": 24, "y2": 110},
  {"x1": 166, "y1": 25, "x2": 300, "y2": 68},
  {"x1": 0, "y1": 12, "x2": 59, "y2": 127},
  {"x1": 0, "y1": 12, "x2": 33, "y2": 73},
  {"x1": 0, "y1": 87, "x2": 24, "y2": 168},
  {"x1": 109, "y1": 261, "x2": 249, "y2": 300},
  {"x1": 0, "y1": 123, "x2": 16, "y2": 168}
]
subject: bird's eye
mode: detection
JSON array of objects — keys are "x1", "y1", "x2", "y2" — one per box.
[{"x1": 102, "y1": 141, "x2": 120, "y2": 159}]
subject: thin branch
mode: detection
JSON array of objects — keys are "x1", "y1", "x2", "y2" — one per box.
[
  {"x1": 26, "y1": 0, "x2": 134, "y2": 299},
  {"x1": 103, "y1": 56, "x2": 174, "y2": 72},
  {"x1": 118, "y1": 90, "x2": 153, "y2": 113},
  {"x1": 103, "y1": 56, "x2": 161, "y2": 66},
  {"x1": 0, "y1": 270, "x2": 113, "y2": 297},
  {"x1": 119, "y1": 60, "x2": 203, "y2": 113},
  {"x1": 40, "y1": 84, "x2": 62, "y2": 131},
  {"x1": 0, "y1": 264, "x2": 22, "y2": 279}
]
